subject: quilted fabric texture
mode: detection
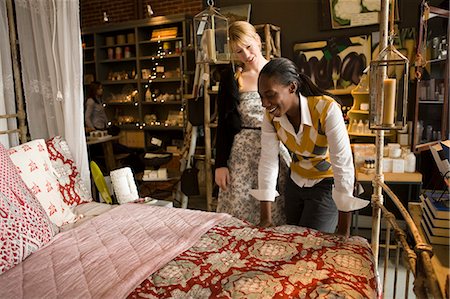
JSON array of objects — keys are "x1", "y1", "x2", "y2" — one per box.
[
  {"x1": 0, "y1": 143, "x2": 55, "y2": 274},
  {"x1": 8, "y1": 139, "x2": 76, "y2": 226},
  {"x1": 46, "y1": 136, "x2": 92, "y2": 206},
  {"x1": 0, "y1": 204, "x2": 230, "y2": 298}
]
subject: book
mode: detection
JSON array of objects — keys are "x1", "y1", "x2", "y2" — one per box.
[
  {"x1": 441, "y1": 140, "x2": 450, "y2": 161},
  {"x1": 430, "y1": 142, "x2": 450, "y2": 186},
  {"x1": 421, "y1": 218, "x2": 450, "y2": 246},
  {"x1": 420, "y1": 193, "x2": 450, "y2": 220},
  {"x1": 422, "y1": 207, "x2": 450, "y2": 237},
  {"x1": 421, "y1": 197, "x2": 450, "y2": 228}
]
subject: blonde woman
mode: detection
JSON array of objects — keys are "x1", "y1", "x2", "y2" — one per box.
[{"x1": 215, "y1": 21, "x2": 286, "y2": 226}]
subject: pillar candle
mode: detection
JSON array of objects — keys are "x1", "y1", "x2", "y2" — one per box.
[
  {"x1": 204, "y1": 29, "x2": 216, "y2": 61},
  {"x1": 383, "y1": 78, "x2": 396, "y2": 126}
]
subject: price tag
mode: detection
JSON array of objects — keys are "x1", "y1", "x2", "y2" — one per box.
[{"x1": 196, "y1": 16, "x2": 207, "y2": 36}]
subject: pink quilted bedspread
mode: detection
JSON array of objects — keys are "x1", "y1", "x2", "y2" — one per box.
[
  {"x1": 128, "y1": 217, "x2": 379, "y2": 299},
  {"x1": 0, "y1": 204, "x2": 230, "y2": 298}
]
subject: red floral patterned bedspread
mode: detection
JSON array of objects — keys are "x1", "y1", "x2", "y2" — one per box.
[{"x1": 128, "y1": 218, "x2": 379, "y2": 299}]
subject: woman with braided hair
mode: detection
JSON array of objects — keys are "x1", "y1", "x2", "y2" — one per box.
[{"x1": 252, "y1": 57, "x2": 369, "y2": 235}]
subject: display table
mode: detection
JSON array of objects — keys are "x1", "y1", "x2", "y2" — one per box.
[
  {"x1": 86, "y1": 135, "x2": 120, "y2": 172},
  {"x1": 408, "y1": 202, "x2": 449, "y2": 298},
  {"x1": 356, "y1": 172, "x2": 423, "y2": 202},
  {"x1": 135, "y1": 171, "x2": 180, "y2": 201}
]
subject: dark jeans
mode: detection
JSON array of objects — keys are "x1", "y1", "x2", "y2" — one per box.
[{"x1": 284, "y1": 175, "x2": 338, "y2": 233}]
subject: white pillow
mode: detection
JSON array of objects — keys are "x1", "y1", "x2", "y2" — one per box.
[
  {"x1": 110, "y1": 167, "x2": 139, "y2": 204},
  {"x1": 8, "y1": 139, "x2": 76, "y2": 227}
]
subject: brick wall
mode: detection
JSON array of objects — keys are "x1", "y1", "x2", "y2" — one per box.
[{"x1": 81, "y1": 0, "x2": 203, "y2": 28}]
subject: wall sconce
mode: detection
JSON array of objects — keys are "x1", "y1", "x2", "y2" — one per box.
[
  {"x1": 146, "y1": 5, "x2": 154, "y2": 17},
  {"x1": 103, "y1": 11, "x2": 109, "y2": 23},
  {"x1": 193, "y1": 1, "x2": 229, "y2": 63}
]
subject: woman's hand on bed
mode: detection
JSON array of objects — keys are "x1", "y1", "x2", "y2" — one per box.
[
  {"x1": 258, "y1": 219, "x2": 273, "y2": 228},
  {"x1": 259, "y1": 201, "x2": 273, "y2": 227},
  {"x1": 336, "y1": 211, "x2": 351, "y2": 238},
  {"x1": 215, "y1": 167, "x2": 230, "y2": 191}
]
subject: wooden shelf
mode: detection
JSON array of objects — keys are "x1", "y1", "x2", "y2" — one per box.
[
  {"x1": 100, "y1": 43, "x2": 135, "y2": 49},
  {"x1": 140, "y1": 37, "x2": 183, "y2": 44},
  {"x1": 348, "y1": 109, "x2": 369, "y2": 114},
  {"x1": 82, "y1": 16, "x2": 190, "y2": 151},
  {"x1": 418, "y1": 100, "x2": 444, "y2": 104},
  {"x1": 140, "y1": 54, "x2": 182, "y2": 60},
  {"x1": 99, "y1": 58, "x2": 136, "y2": 63},
  {"x1": 101, "y1": 80, "x2": 138, "y2": 85},
  {"x1": 356, "y1": 171, "x2": 423, "y2": 183},
  {"x1": 141, "y1": 101, "x2": 182, "y2": 105}
]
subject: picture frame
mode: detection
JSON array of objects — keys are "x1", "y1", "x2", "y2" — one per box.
[
  {"x1": 323, "y1": 0, "x2": 399, "y2": 30},
  {"x1": 293, "y1": 35, "x2": 371, "y2": 94},
  {"x1": 219, "y1": 4, "x2": 251, "y2": 23}
]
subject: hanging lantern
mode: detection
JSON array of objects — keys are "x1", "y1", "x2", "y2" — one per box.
[
  {"x1": 369, "y1": 41, "x2": 409, "y2": 131},
  {"x1": 193, "y1": 0, "x2": 230, "y2": 63},
  {"x1": 369, "y1": 0, "x2": 409, "y2": 131}
]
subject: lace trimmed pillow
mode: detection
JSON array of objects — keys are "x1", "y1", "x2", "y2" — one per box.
[
  {"x1": 0, "y1": 143, "x2": 57, "y2": 274},
  {"x1": 46, "y1": 136, "x2": 92, "y2": 206},
  {"x1": 8, "y1": 139, "x2": 76, "y2": 227}
]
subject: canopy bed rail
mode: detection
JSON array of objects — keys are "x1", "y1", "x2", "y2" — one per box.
[
  {"x1": 2, "y1": 0, "x2": 27, "y2": 144},
  {"x1": 373, "y1": 180, "x2": 442, "y2": 298}
]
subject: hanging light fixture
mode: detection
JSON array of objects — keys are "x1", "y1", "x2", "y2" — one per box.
[
  {"x1": 193, "y1": 0, "x2": 230, "y2": 63},
  {"x1": 369, "y1": 0, "x2": 409, "y2": 130},
  {"x1": 146, "y1": 4, "x2": 154, "y2": 17},
  {"x1": 103, "y1": 11, "x2": 109, "y2": 23}
]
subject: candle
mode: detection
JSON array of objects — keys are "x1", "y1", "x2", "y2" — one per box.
[
  {"x1": 383, "y1": 78, "x2": 396, "y2": 126},
  {"x1": 204, "y1": 29, "x2": 216, "y2": 61}
]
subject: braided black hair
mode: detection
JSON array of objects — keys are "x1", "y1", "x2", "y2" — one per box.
[{"x1": 259, "y1": 58, "x2": 342, "y2": 105}]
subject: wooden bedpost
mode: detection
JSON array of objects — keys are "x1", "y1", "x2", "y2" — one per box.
[
  {"x1": 6, "y1": 0, "x2": 28, "y2": 144},
  {"x1": 370, "y1": 0, "x2": 390, "y2": 267}
]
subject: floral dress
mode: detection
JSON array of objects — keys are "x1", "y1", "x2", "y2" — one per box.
[{"x1": 216, "y1": 91, "x2": 287, "y2": 226}]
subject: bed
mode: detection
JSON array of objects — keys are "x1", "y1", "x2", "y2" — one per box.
[
  {"x1": 1, "y1": 202, "x2": 379, "y2": 298},
  {"x1": 0, "y1": 136, "x2": 380, "y2": 298},
  {"x1": 0, "y1": 116, "x2": 442, "y2": 298}
]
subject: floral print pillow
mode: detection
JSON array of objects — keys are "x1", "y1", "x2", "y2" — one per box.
[
  {"x1": 46, "y1": 136, "x2": 92, "y2": 206},
  {"x1": 8, "y1": 139, "x2": 76, "y2": 226},
  {"x1": 0, "y1": 143, "x2": 56, "y2": 274}
]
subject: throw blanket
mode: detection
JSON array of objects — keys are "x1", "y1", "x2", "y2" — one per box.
[{"x1": 0, "y1": 204, "x2": 230, "y2": 298}]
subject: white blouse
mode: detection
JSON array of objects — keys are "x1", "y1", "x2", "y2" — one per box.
[{"x1": 250, "y1": 93, "x2": 369, "y2": 212}]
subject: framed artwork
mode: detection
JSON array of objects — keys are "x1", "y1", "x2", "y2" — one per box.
[
  {"x1": 219, "y1": 4, "x2": 251, "y2": 23},
  {"x1": 293, "y1": 35, "x2": 371, "y2": 94},
  {"x1": 323, "y1": 0, "x2": 399, "y2": 30}
]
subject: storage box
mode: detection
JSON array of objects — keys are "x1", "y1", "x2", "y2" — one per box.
[
  {"x1": 151, "y1": 27, "x2": 178, "y2": 41},
  {"x1": 119, "y1": 130, "x2": 145, "y2": 148}
]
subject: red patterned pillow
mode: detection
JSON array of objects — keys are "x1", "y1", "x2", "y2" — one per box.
[
  {"x1": 0, "y1": 143, "x2": 56, "y2": 274},
  {"x1": 46, "y1": 136, "x2": 92, "y2": 206}
]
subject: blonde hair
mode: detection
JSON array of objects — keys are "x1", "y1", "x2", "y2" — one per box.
[
  {"x1": 228, "y1": 21, "x2": 260, "y2": 49},
  {"x1": 228, "y1": 21, "x2": 260, "y2": 82}
]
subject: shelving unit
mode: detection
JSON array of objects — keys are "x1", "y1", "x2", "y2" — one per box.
[
  {"x1": 82, "y1": 14, "x2": 192, "y2": 152},
  {"x1": 254, "y1": 24, "x2": 281, "y2": 60},
  {"x1": 347, "y1": 74, "x2": 395, "y2": 141},
  {"x1": 413, "y1": 1, "x2": 449, "y2": 152}
]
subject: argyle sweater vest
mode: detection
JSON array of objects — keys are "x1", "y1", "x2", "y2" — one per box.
[{"x1": 269, "y1": 95, "x2": 335, "y2": 179}]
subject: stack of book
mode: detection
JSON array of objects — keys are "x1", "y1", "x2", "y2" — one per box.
[{"x1": 420, "y1": 191, "x2": 450, "y2": 245}]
